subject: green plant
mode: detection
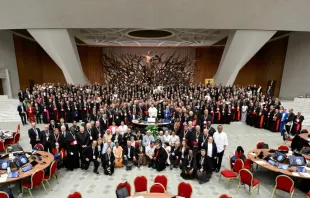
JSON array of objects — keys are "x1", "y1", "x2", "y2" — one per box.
[{"x1": 145, "y1": 125, "x2": 159, "y2": 138}]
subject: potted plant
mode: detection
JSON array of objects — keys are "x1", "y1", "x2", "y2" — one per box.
[{"x1": 145, "y1": 125, "x2": 159, "y2": 138}]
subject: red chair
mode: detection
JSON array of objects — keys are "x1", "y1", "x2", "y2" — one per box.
[
  {"x1": 0, "y1": 141, "x2": 7, "y2": 153},
  {"x1": 154, "y1": 175, "x2": 168, "y2": 190},
  {"x1": 34, "y1": 143, "x2": 44, "y2": 151},
  {"x1": 244, "y1": 159, "x2": 253, "y2": 171},
  {"x1": 278, "y1": 145, "x2": 289, "y2": 152},
  {"x1": 307, "y1": 192, "x2": 310, "y2": 198},
  {"x1": 284, "y1": 137, "x2": 293, "y2": 145},
  {"x1": 219, "y1": 158, "x2": 244, "y2": 188},
  {"x1": 219, "y1": 194, "x2": 232, "y2": 198},
  {"x1": 44, "y1": 161, "x2": 59, "y2": 188},
  {"x1": 149, "y1": 183, "x2": 165, "y2": 193},
  {"x1": 5, "y1": 133, "x2": 20, "y2": 146},
  {"x1": 271, "y1": 175, "x2": 294, "y2": 198},
  {"x1": 0, "y1": 191, "x2": 9, "y2": 198},
  {"x1": 236, "y1": 169, "x2": 260, "y2": 197},
  {"x1": 134, "y1": 176, "x2": 147, "y2": 193},
  {"x1": 22, "y1": 170, "x2": 47, "y2": 198},
  {"x1": 256, "y1": 142, "x2": 264, "y2": 149},
  {"x1": 177, "y1": 182, "x2": 192, "y2": 198},
  {"x1": 116, "y1": 182, "x2": 131, "y2": 196},
  {"x1": 67, "y1": 192, "x2": 82, "y2": 198}
]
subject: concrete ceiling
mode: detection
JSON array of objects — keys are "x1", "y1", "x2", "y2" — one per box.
[{"x1": 73, "y1": 28, "x2": 230, "y2": 46}]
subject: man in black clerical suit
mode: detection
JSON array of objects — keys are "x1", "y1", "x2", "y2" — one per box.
[
  {"x1": 40, "y1": 125, "x2": 51, "y2": 152},
  {"x1": 82, "y1": 140, "x2": 100, "y2": 174},
  {"x1": 91, "y1": 121, "x2": 103, "y2": 140},
  {"x1": 153, "y1": 142, "x2": 168, "y2": 172},
  {"x1": 188, "y1": 125, "x2": 202, "y2": 149},
  {"x1": 28, "y1": 122, "x2": 41, "y2": 148},
  {"x1": 17, "y1": 102, "x2": 27, "y2": 125}
]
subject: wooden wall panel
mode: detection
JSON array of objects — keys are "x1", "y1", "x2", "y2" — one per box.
[{"x1": 194, "y1": 47, "x2": 223, "y2": 83}]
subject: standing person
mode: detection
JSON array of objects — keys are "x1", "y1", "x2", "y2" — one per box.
[
  {"x1": 28, "y1": 122, "x2": 41, "y2": 148},
  {"x1": 82, "y1": 140, "x2": 100, "y2": 174},
  {"x1": 40, "y1": 125, "x2": 51, "y2": 152},
  {"x1": 271, "y1": 109, "x2": 282, "y2": 132},
  {"x1": 241, "y1": 103, "x2": 248, "y2": 123},
  {"x1": 213, "y1": 125, "x2": 228, "y2": 173},
  {"x1": 205, "y1": 121, "x2": 216, "y2": 137},
  {"x1": 27, "y1": 103, "x2": 35, "y2": 123},
  {"x1": 34, "y1": 103, "x2": 42, "y2": 124},
  {"x1": 76, "y1": 126, "x2": 90, "y2": 169},
  {"x1": 204, "y1": 136, "x2": 217, "y2": 172},
  {"x1": 292, "y1": 112, "x2": 304, "y2": 135},
  {"x1": 102, "y1": 147, "x2": 115, "y2": 175},
  {"x1": 285, "y1": 108, "x2": 295, "y2": 134},
  {"x1": 65, "y1": 128, "x2": 80, "y2": 171},
  {"x1": 17, "y1": 102, "x2": 27, "y2": 125},
  {"x1": 280, "y1": 108, "x2": 288, "y2": 134}
]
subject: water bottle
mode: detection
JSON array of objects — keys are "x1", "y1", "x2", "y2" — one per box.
[{"x1": 7, "y1": 167, "x2": 11, "y2": 173}]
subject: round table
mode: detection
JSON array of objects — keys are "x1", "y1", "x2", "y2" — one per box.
[
  {"x1": 132, "y1": 121, "x2": 171, "y2": 127},
  {"x1": 247, "y1": 149, "x2": 310, "y2": 179},
  {"x1": 0, "y1": 151, "x2": 54, "y2": 186},
  {"x1": 129, "y1": 193, "x2": 181, "y2": 198}
]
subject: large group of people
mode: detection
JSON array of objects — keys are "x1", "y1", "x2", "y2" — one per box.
[{"x1": 18, "y1": 82, "x2": 302, "y2": 184}]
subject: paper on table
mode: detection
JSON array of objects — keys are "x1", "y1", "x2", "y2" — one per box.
[
  {"x1": 292, "y1": 172, "x2": 299, "y2": 177},
  {"x1": 256, "y1": 161, "x2": 266, "y2": 165},
  {"x1": 249, "y1": 153, "x2": 256, "y2": 156},
  {"x1": 0, "y1": 174, "x2": 8, "y2": 182},
  {"x1": 134, "y1": 196, "x2": 144, "y2": 198},
  {"x1": 300, "y1": 172, "x2": 310, "y2": 177}
]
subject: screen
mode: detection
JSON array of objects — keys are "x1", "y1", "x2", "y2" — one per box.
[
  {"x1": 14, "y1": 155, "x2": 29, "y2": 167},
  {"x1": 278, "y1": 164, "x2": 289, "y2": 170},
  {"x1": 273, "y1": 151, "x2": 287, "y2": 162},
  {"x1": 0, "y1": 160, "x2": 10, "y2": 170},
  {"x1": 296, "y1": 167, "x2": 306, "y2": 173},
  {"x1": 268, "y1": 159, "x2": 276, "y2": 166},
  {"x1": 289, "y1": 156, "x2": 306, "y2": 166}
]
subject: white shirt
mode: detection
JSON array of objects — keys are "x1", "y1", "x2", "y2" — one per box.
[
  {"x1": 163, "y1": 135, "x2": 171, "y2": 143},
  {"x1": 148, "y1": 107, "x2": 158, "y2": 118},
  {"x1": 169, "y1": 135, "x2": 180, "y2": 145},
  {"x1": 118, "y1": 125, "x2": 128, "y2": 135},
  {"x1": 207, "y1": 142, "x2": 213, "y2": 157},
  {"x1": 213, "y1": 131, "x2": 228, "y2": 153},
  {"x1": 146, "y1": 145, "x2": 155, "y2": 157}
]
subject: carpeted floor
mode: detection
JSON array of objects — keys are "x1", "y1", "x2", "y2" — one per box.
[{"x1": 0, "y1": 122, "x2": 308, "y2": 198}]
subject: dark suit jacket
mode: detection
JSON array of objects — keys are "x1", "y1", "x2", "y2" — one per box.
[
  {"x1": 154, "y1": 147, "x2": 168, "y2": 162},
  {"x1": 49, "y1": 133, "x2": 64, "y2": 149},
  {"x1": 197, "y1": 155, "x2": 213, "y2": 173},
  {"x1": 40, "y1": 130, "x2": 50, "y2": 146},
  {"x1": 123, "y1": 146, "x2": 135, "y2": 159},
  {"x1": 204, "y1": 142, "x2": 217, "y2": 158},
  {"x1": 111, "y1": 134, "x2": 123, "y2": 144},
  {"x1": 99, "y1": 117, "x2": 108, "y2": 131},
  {"x1": 188, "y1": 130, "x2": 203, "y2": 147},
  {"x1": 28, "y1": 128, "x2": 41, "y2": 145},
  {"x1": 17, "y1": 105, "x2": 26, "y2": 115},
  {"x1": 134, "y1": 145, "x2": 145, "y2": 158},
  {"x1": 57, "y1": 123, "x2": 69, "y2": 131},
  {"x1": 83, "y1": 145, "x2": 99, "y2": 161},
  {"x1": 91, "y1": 126, "x2": 103, "y2": 140},
  {"x1": 102, "y1": 152, "x2": 115, "y2": 167}
]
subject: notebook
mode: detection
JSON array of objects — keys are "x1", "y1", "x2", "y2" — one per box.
[
  {"x1": 8, "y1": 171, "x2": 19, "y2": 178},
  {"x1": 278, "y1": 164, "x2": 289, "y2": 170}
]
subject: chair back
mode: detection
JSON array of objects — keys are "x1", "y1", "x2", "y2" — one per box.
[
  {"x1": 278, "y1": 145, "x2": 289, "y2": 151},
  {"x1": 228, "y1": 155, "x2": 233, "y2": 170},
  {"x1": 275, "y1": 175, "x2": 294, "y2": 193},
  {"x1": 256, "y1": 142, "x2": 264, "y2": 149},
  {"x1": 219, "y1": 194, "x2": 232, "y2": 198},
  {"x1": 0, "y1": 191, "x2": 9, "y2": 198},
  {"x1": 67, "y1": 191, "x2": 82, "y2": 198},
  {"x1": 233, "y1": 159, "x2": 244, "y2": 173},
  {"x1": 134, "y1": 176, "x2": 147, "y2": 193},
  {"x1": 17, "y1": 124, "x2": 21, "y2": 133},
  {"x1": 45, "y1": 161, "x2": 57, "y2": 180},
  {"x1": 154, "y1": 175, "x2": 168, "y2": 190},
  {"x1": 150, "y1": 183, "x2": 165, "y2": 193},
  {"x1": 0, "y1": 142, "x2": 6, "y2": 152},
  {"x1": 239, "y1": 169, "x2": 253, "y2": 186},
  {"x1": 177, "y1": 182, "x2": 192, "y2": 198},
  {"x1": 14, "y1": 133, "x2": 21, "y2": 144},
  {"x1": 116, "y1": 182, "x2": 131, "y2": 196},
  {"x1": 34, "y1": 143, "x2": 44, "y2": 151},
  {"x1": 31, "y1": 170, "x2": 44, "y2": 189}
]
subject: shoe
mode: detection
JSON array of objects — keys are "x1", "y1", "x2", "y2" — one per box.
[
  {"x1": 94, "y1": 171, "x2": 99, "y2": 174},
  {"x1": 170, "y1": 165, "x2": 173, "y2": 170},
  {"x1": 215, "y1": 169, "x2": 219, "y2": 173}
]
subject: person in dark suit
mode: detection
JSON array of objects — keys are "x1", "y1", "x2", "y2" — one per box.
[
  {"x1": 92, "y1": 121, "x2": 103, "y2": 140},
  {"x1": 123, "y1": 141, "x2": 136, "y2": 166},
  {"x1": 169, "y1": 141, "x2": 181, "y2": 170},
  {"x1": 197, "y1": 149, "x2": 213, "y2": 184},
  {"x1": 180, "y1": 149, "x2": 196, "y2": 180},
  {"x1": 111, "y1": 131, "x2": 123, "y2": 145},
  {"x1": 205, "y1": 121, "x2": 216, "y2": 137},
  {"x1": 99, "y1": 114, "x2": 108, "y2": 131},
  {"x1": 57, "y1": 118, "x2": 69, "y2": 131},
  {"x1": 34, "y1": 103, "x2": 42, "y2": 124},
  {"x1": 82, "y1": 140, "x2": 100, "y2": 174},
  {"x1": 40, "y1": 125, "x2": 51, "y2": 152},
  {"x1": 28, "y1": 122, "x2": 41, "y2": 148},
  {"x1": 102, "y1": 147, "x2": 115, "y2": 175},
  {"x1": 49, "y1": 120, "x2": 56, "y2": 132},
  {"x1": 17, "y1": 102, "x2": 27, "y2": 125},
  {"x1": 153, "y1": 142, "x2": 168, "y2": 172},
  {"x1": 18, "y1": 89, "x2": 25, "y2": 102},
  {"x1": 49, "y1": 128, "x2": 64, "y2": 150},
  {"x1": 69, "y1": 121, "x2": 80, "y2": 135},
  {"x1": 200, "y1": 109, "x2": 212, "y2": 129},
  {"x1": 198, "y1": 129, "x2": 209, "y2": 151},
  {"x1": 204, "y1": 136, "x2": 217, "y2": 172},
  {"x1": 292, "y1": 112, "x2": 305, "y2": 135},
  {"x1": 188, "y1": 125, "x2": 202, "y2": 149}
]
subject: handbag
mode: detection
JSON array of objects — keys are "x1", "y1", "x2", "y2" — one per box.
[
  {"x1": 115, "y1": 182, "x2": 129, "y2": 198},
  {"x1": 260, "y1": 143, "x2": 269, "y2": 149}
]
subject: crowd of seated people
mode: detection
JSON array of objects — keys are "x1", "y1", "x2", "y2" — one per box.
[{"x1": 19, "y1": 82, "x2": 303, "y2": 184}]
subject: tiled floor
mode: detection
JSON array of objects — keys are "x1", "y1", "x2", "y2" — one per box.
[{"x1": 0, "y1": 122, "x2": 308, "y2": 198}]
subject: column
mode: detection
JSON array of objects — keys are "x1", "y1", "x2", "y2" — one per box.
[
  {"x1": 214, "y1": 30, "x2": 276, "y2": 85},
  {"x1": 0, "y1": 30, "x2": 20, "y2": 98},
  {"x1": 27, "y1": 29, "x2": 88, "y2": 84}
]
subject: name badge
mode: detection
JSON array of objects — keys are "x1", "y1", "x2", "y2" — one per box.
[
  {"x1": 93, "y1": 156, "x2": 96, "y2": 160},
  {"x1": 110, "y1": 115, "x2": 112, "y2": 118},
  {"x1": 73, "y1": 140, "x2": 77, "y2": 145},
  {"x1": 90, "y1": 136, "x2": 93, "y2": 140}
]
